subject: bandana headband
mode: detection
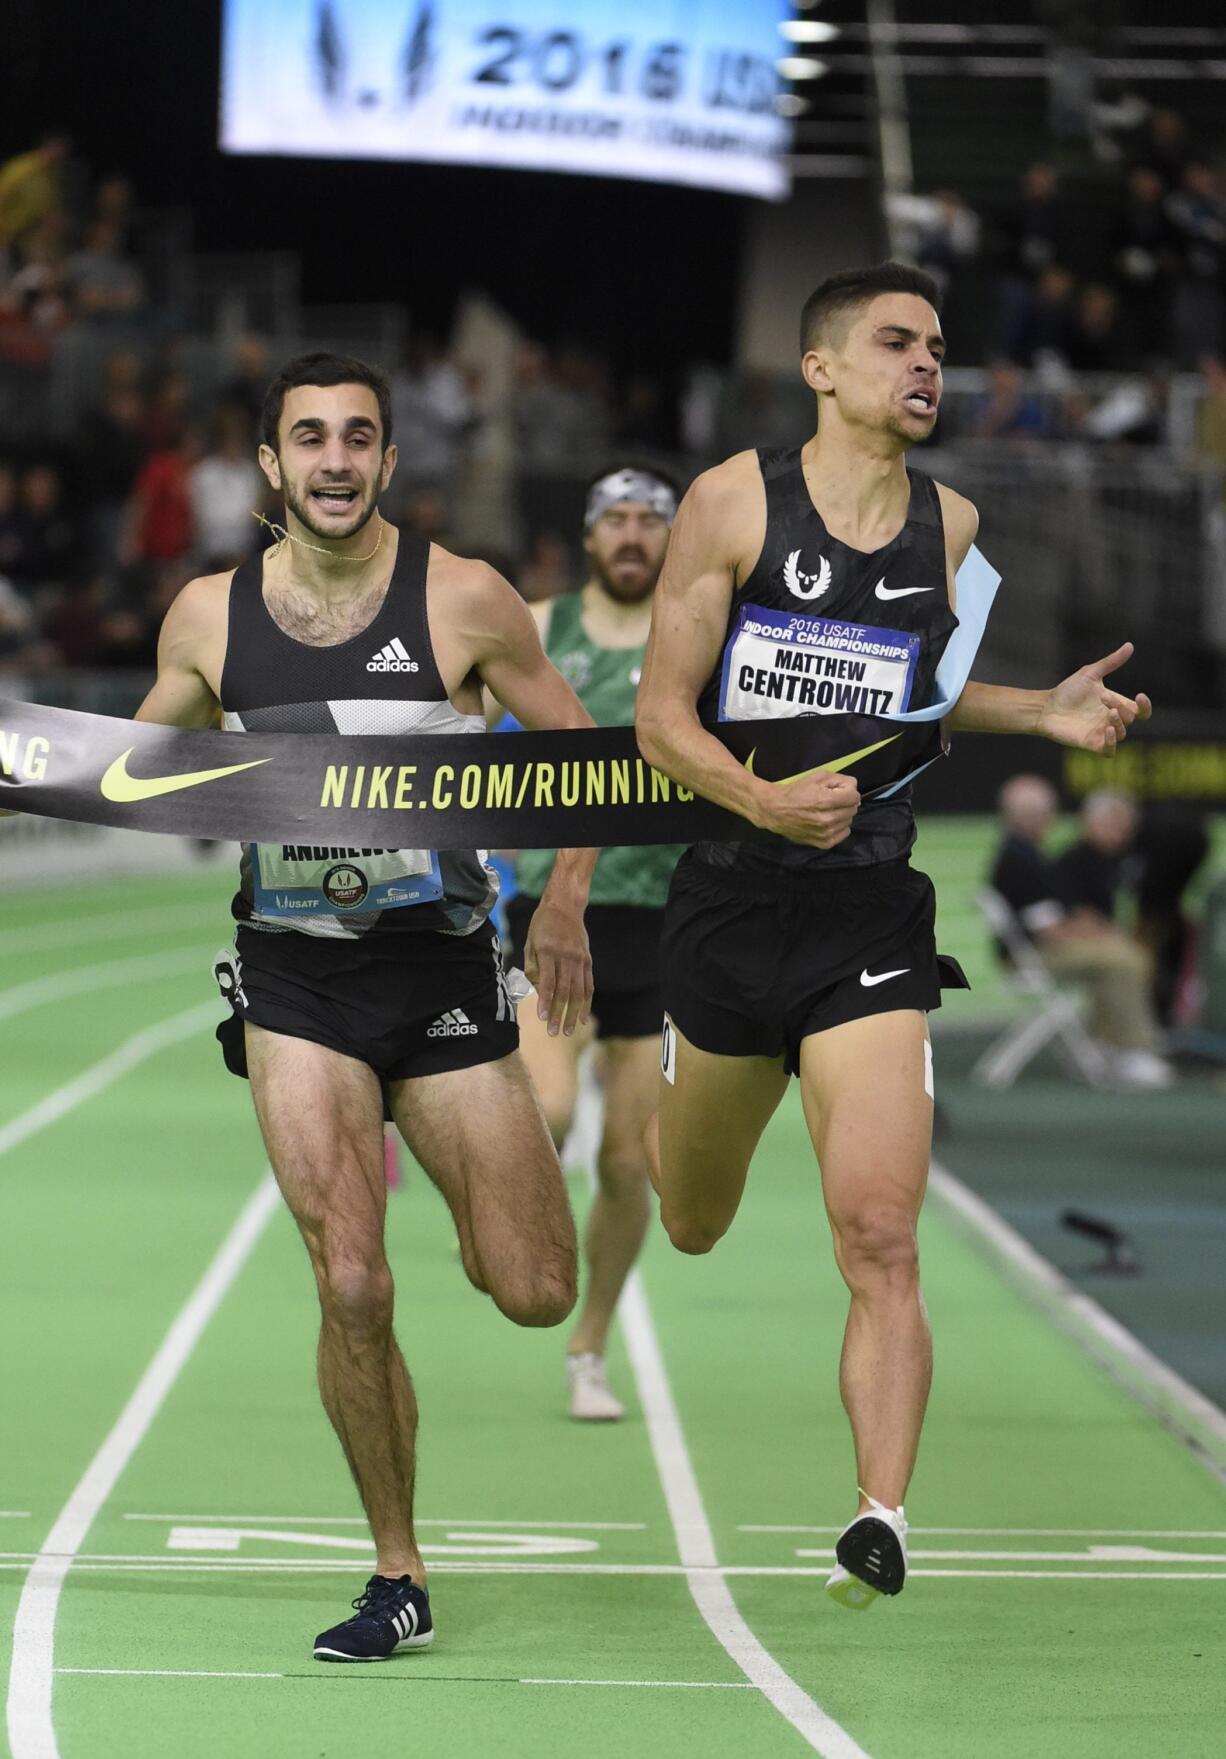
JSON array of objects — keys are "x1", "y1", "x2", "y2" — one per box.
[{"x1": 584, "y1": 468, "x2": 678, "y2": 531}]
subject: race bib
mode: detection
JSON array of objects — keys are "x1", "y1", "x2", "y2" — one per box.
[
  {"x1": 251, "y1": 844, "x2": 443, "y2": 920},
  {"x1": 718, "y1": 603, "x2": 920, "y2": 723}
]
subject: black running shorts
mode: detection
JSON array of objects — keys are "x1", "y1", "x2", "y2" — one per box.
[
  {"x1": 214, "y1": 919, "x2": 519, "y2": 1084},
  {"x1": 504, "y1": 895, "x2": 663, "y2": 1040},
  {"x1": 659, "y1": 851, "x2": 968, "y2": 1076}
]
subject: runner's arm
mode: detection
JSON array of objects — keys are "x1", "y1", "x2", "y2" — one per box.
[
  {"x1": 134, "y1": 576, "x2": 225, "y2": 729},
  {"x1": 635, "y1": 468, "x2": 859, "y2": 850},
  {"x1": 949, "y1": 643, "x2": 1152, "y2": 751},
  {"x1": 467, "y1": 566, "x2": 596, "y2": 1035}
]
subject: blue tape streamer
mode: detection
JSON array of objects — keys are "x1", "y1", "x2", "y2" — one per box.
[{"x1": 871, "y1": 544, "x2": 1001, "y2": 798}]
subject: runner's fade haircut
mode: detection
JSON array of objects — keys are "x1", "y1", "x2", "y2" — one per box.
[
  {"x1": 261, "y1": 352, "x2": 394, "y2": 453},
  {"x1": 799, "y1": 262, "x2": 943, "y2": 355}
]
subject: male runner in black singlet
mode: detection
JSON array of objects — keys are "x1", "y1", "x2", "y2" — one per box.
[
  {"x1": 130, "y1": 353, "x2": 596, "y2": 1661},
  {"x1": 635, "y1": 264, "x2": 1152, "y2": 1612}
]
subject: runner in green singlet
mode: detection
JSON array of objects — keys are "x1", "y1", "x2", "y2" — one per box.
[{"x1": 506, "y1": 466, "x2": 684, "y2": 1420}]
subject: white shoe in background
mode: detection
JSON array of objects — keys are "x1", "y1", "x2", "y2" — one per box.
[{"x1": 567, "y1": 1352, "x2": 624, "y2": 1421}]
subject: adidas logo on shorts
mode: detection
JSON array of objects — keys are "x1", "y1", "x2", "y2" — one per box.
[
  {"x1": 427, "y1": 1008, "x2": 478, "y2": 1038},
  {"x1": 367, "y1": 637, "x2": 419, "y2": 673}
]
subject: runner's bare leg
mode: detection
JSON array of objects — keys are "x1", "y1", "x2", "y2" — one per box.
[{"x1": 245, "y1": 1024, "x2": 425, "y2": 1582}]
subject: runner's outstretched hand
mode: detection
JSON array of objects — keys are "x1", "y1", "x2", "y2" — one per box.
[{"x1": 1037, "y1": 642, "x2": 1153, "y2": 754}]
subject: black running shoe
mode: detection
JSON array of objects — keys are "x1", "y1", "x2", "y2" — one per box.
[
  {"x1": 826, "y1": 1496, "x2": 908, "y2": 1611},
  {"x1": 313, "y1": 1575, "x2": 434, "y2": 1661}
]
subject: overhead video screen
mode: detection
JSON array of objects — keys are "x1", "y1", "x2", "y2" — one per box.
[{"x1": 220, "y1": 0, "x2": 792, "y2": 199}]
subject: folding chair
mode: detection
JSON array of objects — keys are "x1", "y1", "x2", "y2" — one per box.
[{"x1": 970, "y1": 887, "x2": 1111, "y2": 1089}]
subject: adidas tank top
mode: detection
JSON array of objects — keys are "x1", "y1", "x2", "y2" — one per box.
[
  {"x1": 695, "y1": 447, "x2": 958, "y2": 875},
  {"x1": 219, "y1": 531, "x2": 496, "y2": 938}
]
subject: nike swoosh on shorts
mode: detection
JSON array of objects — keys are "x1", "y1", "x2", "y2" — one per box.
[
  {"x1": 875, "y1": 582, "x2": 929, "y2": 600},
  {"x1": 99, "y1": 748, "x2": 272, "y2": 803},
  {"x1": 860, "y1": 967, "x2": 910, "y2": 986}
]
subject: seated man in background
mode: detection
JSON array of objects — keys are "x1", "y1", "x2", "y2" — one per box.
[
  {"x1": 1053, "y1": 789, "x2": 1139, "y2": 926},
  {"x1": 989, "y1": 775, "x2": 1172, "y2": 1088}
]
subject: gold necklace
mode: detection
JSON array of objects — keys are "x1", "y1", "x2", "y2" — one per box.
[{"x1": 252, "y1": 509, "x2": 385, "y2": 563}]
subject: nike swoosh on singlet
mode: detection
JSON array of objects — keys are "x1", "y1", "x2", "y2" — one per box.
[
  {"x1": 875, "y1": 581, "x2": 929, "y2": 600},
  {"x1": 99, "y1": 748, "x2": 272, "y2": 803},
  {"x1": 860, "y1": 967, "x2": 910, "y2": 987},
  {"x1": 743, "y1": 733, "x2": 901, "y2": 785}
]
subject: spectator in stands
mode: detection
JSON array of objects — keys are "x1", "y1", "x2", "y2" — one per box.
[
  {"x1": 1065, "y1": 283, "x2": 1128, "y2": 372},
  {"x1": 0, "y1": 572, "x2": 53, "y2": 674},
  {"x1": 1195, "y1": 357, "x2": 1226, "y2": 651},
  {"x1": 1001, "y1": 163, "x2": 1074, "y2": 281},
  {"x1": 76, "y1": 350, "x2": 147, "y2": 570},
  {"x1": 0, "y1": 216, "x2": 71, "y2": 366},
  {"x1": 517, "y1": 530, "x2": 573, "y2": 604},
  {"x1": 142, "y1": 369, "x2": 192, "y2": 452},
  {"x1": 219, "y1": 333, "x2": 270, "y2": 433},
  {"x1": 189, "y1": 404, "x2": 263, "y2": 571},
  {"x1": 390, "y1": 335, "x2": 480, "y2": 491},
  {"x1": 989, "y1": 775, "x2": 1172, "y2": 1089},
  {"x1": 65, "y1": 219, "x2": 144, "y2": 325},
  {"x1": 122, "y1": 430, "x2": 194, "y2": 568},
  {"x1": 11, "y1": 464, "x2": 79, "y2": 595},
  {"x1": 39, "y1": 573, "x2": 112, "y2": 668},
  {"x1": 970, "y1": 360, "x2": 1049, "y2": 439},
  {"x1": 616, "y1": 374, "x2": 671, "y2": 451},
  {"x1": 1054, "y1": 790, "x2": 1139, "y2": 924},
  {"x1": 400, "y1": 486, "x2": 455, "y2": 550},
  {"x1": 886, "y1": 189, "x2": 981, "y2": 301},
  {"x1": 1133, "y1": 805, "x2": 1210, "y2": 1026},
  {"x1": 1113, "y1": 166, "x2": 1175, "y2": 359},
  {"x1": 1014, "y1": 263, "x2": 1078, "y2": 369},
  {"x1": 0, "y1": 462, "x2": 20, "y2": 576},
  {"x1": 0, "y1": 136, "x2": 68, "y2": 250},
  {"x1": 1166, "y1": 162, "x2": 1226, "y2": 368},
  {"x1": 1139, "y1": 107, "x2": 1191, "y2": 190}
]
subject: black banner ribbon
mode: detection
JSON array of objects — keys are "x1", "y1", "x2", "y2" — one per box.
[{"x1": 0, "y1": 698, "x2": 941, "y2": 848}]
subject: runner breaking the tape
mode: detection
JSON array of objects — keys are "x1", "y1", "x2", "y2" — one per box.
[
  {"x1": 504, "y1": 466, "x2": 686, "y2": 1421},
  {"x1": 128, "y1": 353, "x2": 596, "y2": 1662},
  {"x1": 635, "y1": 263, "x2": 1152, "y2": 1613}
]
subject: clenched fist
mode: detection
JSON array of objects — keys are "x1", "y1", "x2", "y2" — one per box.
[{"x1": 755, "y1": 770, "x2": 860, "y2": 849}]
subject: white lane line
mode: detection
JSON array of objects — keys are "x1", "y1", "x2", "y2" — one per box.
[
  {"x1": 0, "y1": 1002, "x2": 219, "y2": 1161},
  {"x1": 741, "y1": 1526, "x2": 1226, "y2": 1538},
  {"x1": 0, "y1": 950, "x2": 207, "y2": 1023},
  {"x1": 0, "y1": 1515, "x2": 31, "y2": 1521},
  {"x1": 619, "y1": 1270, "x2": 871, "y2": 1759},
  {"x1": 122, "y1": 1515, "x2": 645, "y2": 1530},
  {"x1": 929, "y1": 1160, "x2": 1226, "y2": 1484},
  {"x1": 6, "y1": 1560, "x2": 1225, "y2": 1582},
  {"x1": 522, "y1": 1678, "x2": 757, "y2": 1691},
  {"x1": 0, "y1": 904, "x2": 216, "y2": 958},
  {"x1": 55, "y1": 1669, "x2": 284, "y2": 1681},
  {"x1": 5, "y1": 1174, "x2": 280, "y2": 1759}
]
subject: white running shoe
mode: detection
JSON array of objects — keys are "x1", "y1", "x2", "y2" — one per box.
[
  {"x1": 567, "y1": 1352, "x2": 624, "y2": 1422},
  {"x1": 825, "y1": 1493, "x2": 908, "y2": 1611},
  {"x1": 1110, "y1": 1048, "x2": 1175, "y2": 1090}
]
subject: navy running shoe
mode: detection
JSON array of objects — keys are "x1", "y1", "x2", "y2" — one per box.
[{"x1": 313, "y1": 1575, "x2": 434, "y2": 1661}]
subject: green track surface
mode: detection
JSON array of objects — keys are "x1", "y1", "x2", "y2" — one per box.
[{"x1": 1, "y1": 861, "x2": 1224, "y2": 1759}]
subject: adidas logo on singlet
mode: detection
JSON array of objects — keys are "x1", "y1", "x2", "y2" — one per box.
[
  {"x1": 427, "y1": 1008, "x2": 478, "y2": 1038},
  {"x1": 367, "y1": 637, "x2": 419, "y2": 673}
]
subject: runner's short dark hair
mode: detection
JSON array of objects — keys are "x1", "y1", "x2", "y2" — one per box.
[
  {"x1": 261, "y1": 352, "x2": 394, "y2": 452},
  {"x1": 800, "y1": 263, "x2": 942, "y2": 355}
]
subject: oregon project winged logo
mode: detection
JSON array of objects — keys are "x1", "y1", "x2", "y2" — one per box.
[
  {"x1": 783, "y1": 551, "x2": 831, "y2": 602},
  {"x1": 100, "y1": 748, "x2": 272, "y2": 803}
]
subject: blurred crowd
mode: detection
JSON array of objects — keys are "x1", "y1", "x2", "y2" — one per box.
[
  {"x1": 895, "y1": 104, "x2": 1226, "y2": 447},
  {"x1": 4, "y1": 107, "x2": 1226, "y2": 680}
]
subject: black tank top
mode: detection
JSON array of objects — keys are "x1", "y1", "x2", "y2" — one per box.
[
  {"x1": 695, "y1": 447, "x2": 957, "y2": 875},
  {"x1": 220, "y1": 531, "x2": 496, "y2": 937}
]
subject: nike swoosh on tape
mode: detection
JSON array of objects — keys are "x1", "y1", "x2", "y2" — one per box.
[
  {"x1": 875, "y1": 582, "x2": 929, "y2": 600},
  {"x1": 860, "y1": 967, "x2": 910, "y2": 986},
  {"x1": 744, "y1": 733, "x2": 901, "y2": 785},
  {"x1": 99, "y1": 748, "x2": 272, "y2": 803}
]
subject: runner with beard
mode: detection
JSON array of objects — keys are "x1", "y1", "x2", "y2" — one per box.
[
  {"x1": 123, "y1": 353, "x2": 597, "y2": 1661},
  {"x1": 505, "y1": 467, "x2": 686, "y2": 1421}
]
